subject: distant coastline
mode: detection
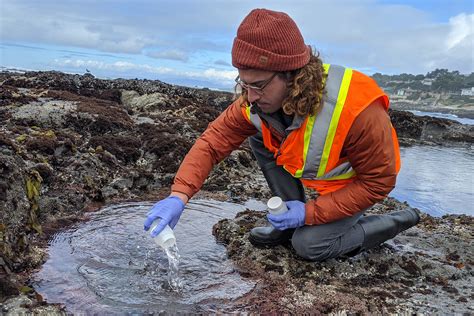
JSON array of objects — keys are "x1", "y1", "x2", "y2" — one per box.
[
  {"x1": 390, "y1": 102, "x2": 474, "y2": 119},
  {"x1": 372, "y1": 69, "x2": 474, "y2": 119}
]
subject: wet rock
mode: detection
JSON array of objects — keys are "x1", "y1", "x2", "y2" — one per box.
[
  {"x1": 101, "y1": 186, "x2": 119, "y2": 200},
  {"x1": 0, "y1": 70, "x2": 472, "y2": 313},
  {"x1": 0, "y1": 133, "x2": 16, "y2": 150},
  {"x1": 0, "y1": 294, "x2": 65, "y2": 315},
  {"x1": 11, "y1": 100, "x2": 78, "y2": 128},
  {"x1": 0, "y1": 85, "x2": 38, "y2": 107},
  {"x1": 390, "y1": 109, "x2": 474, "y2": 145},
  {"x1": 110, "y1": 177, "x2": 134, "y2": 190},
  {"x1": 25, "y1": 136, "x2": 59, "y2": 156},
  {"x1": 213, "y1": 198, "x2": 473, "y2": 314},
  {"x1": 0, "y1": 258, "x2": 19, "y2": 299},
  {"x1": 121, "y1": 90, "x2": 174, "y2": 112},
  {"x1": 32, "y1": 163, "x2": 55, "y2": 184},
  {"x1": 89, "y1": 135, "x2": 141, "y2": 164}
]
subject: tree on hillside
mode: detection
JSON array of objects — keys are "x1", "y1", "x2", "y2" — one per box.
[
  {"x1": 432, "y1": 70, "x2": 465, "y2": 92},
  {"x1": 372, "y1": 72, "x2": 391, "y2": 86},
  {"x1": 464, "y1": 73, "x2": 474, "y2": 87},
  {"x1": 372, "y1": 69, "x2": 473, "y2": 92},
  {"x1": 426, "y1": 68, "x2": 449, "y2": 79}
]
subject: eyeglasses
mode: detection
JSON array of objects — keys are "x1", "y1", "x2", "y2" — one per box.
[{"x1": 235, "y1": 72, "x2": 278, "y2": 94}]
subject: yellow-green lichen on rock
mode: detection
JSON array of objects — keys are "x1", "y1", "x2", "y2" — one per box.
[
  {"x1": 16, "y1": 134, "x2": 28, "y2": 143},
  {"x1": 31, "y1": 129, "x2": 56, "y2": 139}
]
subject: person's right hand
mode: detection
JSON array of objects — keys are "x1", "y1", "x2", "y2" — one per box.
[{"x1": 144, "y1": 196, "x2": 185, "y2": 237}]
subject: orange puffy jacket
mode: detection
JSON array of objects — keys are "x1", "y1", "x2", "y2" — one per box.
[{"x1": 172, "y1": 67, "x2": 399, "y2": 225}]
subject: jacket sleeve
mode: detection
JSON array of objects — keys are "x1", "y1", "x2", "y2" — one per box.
[
  {"x1": 171, "y1": 98, "x2": 258, "y2": 198},
  {"x1": 305, "y1": 99, "x2": 398, "y2": 225}
]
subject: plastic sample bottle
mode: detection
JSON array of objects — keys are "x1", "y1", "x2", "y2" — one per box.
[
  {"x1": 150, "y1": 220, "x2": 176, "y2": 249},
  {"x1": 267, "y1": 196, "x2": 288, "y2": 215}
]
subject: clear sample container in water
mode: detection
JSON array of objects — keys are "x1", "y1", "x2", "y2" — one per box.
[
  {"x1": 150, "y1": 220, "x2": 176, "y2": 249},
  {"x1": 267, "y1": 196, "x2": 288, "y2": 215}
]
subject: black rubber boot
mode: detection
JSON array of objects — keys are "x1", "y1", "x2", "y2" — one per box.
[
  {"x1": 248, "y1": 134, "x2": 305, "y2": 247},
  {"x1": 247, "y1": 163, "x2": 302, "y2": 247},
  {"x1": 249, "y1": 227, "x2": 295, "y2": 247},
  {"x1": 346, "y1": 208, "x2": 421, "y2": 256}
]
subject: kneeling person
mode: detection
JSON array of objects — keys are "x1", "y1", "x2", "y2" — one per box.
[{"x1": 144, "y1": 8, "x2": 420, "y2": 261}]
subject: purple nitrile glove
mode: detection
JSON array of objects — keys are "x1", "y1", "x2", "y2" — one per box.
[
  {"x1": 144, "y1": 196, "x2": 185, "y2": 237},
  {"x1": 267, "y1": 200, "x2": 306, "y2": 230}
]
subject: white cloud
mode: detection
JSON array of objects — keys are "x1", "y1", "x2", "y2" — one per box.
[
  {"x1": 51, "y1": 58, "x2": 238, "y2": 84},
  {"x1": 1, "y1": 1, "x2": 157, "y2": 54},
  {"x1": 146, "y1": 49, "x2": 189, "y2": 61},
  {"x1": 52, "y1": 59, "x2": 174, "y2": 74},
  {"x1": 2, "y1": 0, "x2": 473, "y2": 76},
  {"x1": 446, "y1": 13, "x2": 473, "y2": 50},
  {"x1": 185, "y1": 68, "x2": 237, "y2": 81},
  {"x1": 214, "y1": 60, "x2": 231, "y2": 66}
]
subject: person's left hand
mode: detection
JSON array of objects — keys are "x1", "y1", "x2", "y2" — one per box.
[{"x1": 267, "y1": 200, "x2": 306, "y2": 230}]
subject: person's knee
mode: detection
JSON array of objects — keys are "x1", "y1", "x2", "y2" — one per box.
[
  {"x1": 291, "y1": 217, "x2": 365, "y2": 261},
  {"x1": 291, "y1": 231, "x2": 335, "y2": 262}
]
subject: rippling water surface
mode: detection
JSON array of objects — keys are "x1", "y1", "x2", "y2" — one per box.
[
  {"x1": 33, "y1": 143, "x2": 473, "y2": 313},
  {"x1": 33, "y1": 200, "x2": 266, "y2": 314},
  {"x1": 391, "y1": 145, "x2": 474, "y2": 216}
]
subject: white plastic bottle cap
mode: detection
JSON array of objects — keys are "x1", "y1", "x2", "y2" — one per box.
[
  {"x1": 267, "y1": 196, "x2": 288, "y2": 215},
  {"x1": 151, "y1": 222, "x2": 176, "y2": 249}
]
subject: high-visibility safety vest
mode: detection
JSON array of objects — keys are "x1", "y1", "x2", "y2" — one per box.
[{"x1": 241, "y1": 64, "x2": 401, "y2": 195}]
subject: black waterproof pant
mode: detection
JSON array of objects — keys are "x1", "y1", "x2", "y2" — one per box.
[
  {"x1": 250, "y1": 132, "x2": 420, "y2": 261},
  {"x1": 249, "y1": 134, "x2": 366, "y2": 261}
]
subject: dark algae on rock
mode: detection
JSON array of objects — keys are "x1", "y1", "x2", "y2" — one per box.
[
  {"x1": 212, "y1": 199, "x2": 473, "y2": 314},
  {"x1": 389, "y1": 108, "x2": 474, "y2": 145},
  {"x1": 1, "y1": 70, "x2": 473, "y2": 314}
]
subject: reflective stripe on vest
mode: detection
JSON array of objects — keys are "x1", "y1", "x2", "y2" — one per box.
[
  {"x1": 248, "y1": 107, "x2": 262, "y2": 132},
  {"x1": 306, "y1": 64, "x2": 355, "y2": 180},
  {"x1": 243, "y1": 64, "x2": 357, "y2": 181}
]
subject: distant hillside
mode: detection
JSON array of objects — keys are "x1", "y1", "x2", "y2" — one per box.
[
  {"x1": 372, "y1": 69, "x2": 474, "y2": 93},
  {"x1": 371, "y1": 69, "x2": 474, "y2": 117}
]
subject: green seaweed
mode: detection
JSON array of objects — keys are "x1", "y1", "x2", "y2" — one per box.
[
  {"x1": 25, "y1": 170, "x2": 43, "y2": 234},
  {"x1": 19, "y1": 285, "x2": 33, "y2": 294}
]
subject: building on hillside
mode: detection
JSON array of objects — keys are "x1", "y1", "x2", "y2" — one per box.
[
  {"x1": 461, "y1": 87, "x2": 474, "y2": 96},
  {"x1": 396, "y1": 87, "x2": 417, "y2": 97},
  {"x1": 422, "y1": 78, "x2": 434, "y2": 86}
]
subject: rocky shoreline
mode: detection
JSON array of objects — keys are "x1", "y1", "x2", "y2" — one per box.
[
  {"x1": 0, "y1": 70, "x2": 472, "y2": 314},
  {"x1": 391, "y1": 103, "x2": 474, "y2": 120},
  {"x1": 213, "y1": 199, "x2": 473, "y2": 314}
]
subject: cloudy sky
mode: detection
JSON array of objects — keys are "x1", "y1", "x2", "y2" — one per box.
[{"x1": 1, "y1": 0, "x2": 472, "y2": 90}]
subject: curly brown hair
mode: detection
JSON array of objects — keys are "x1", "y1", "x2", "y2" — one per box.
[{"x1": 235, "y1": 49, "x2": 326, "y2": 117}]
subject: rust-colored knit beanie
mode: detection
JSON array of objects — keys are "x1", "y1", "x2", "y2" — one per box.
[{"x1": 232, "y1": 8, "x2": 311, "y2": 71}]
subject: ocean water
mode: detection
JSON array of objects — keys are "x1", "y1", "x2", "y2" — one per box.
[
  {"x1": 31, "y1": 144, "x2": 472, "y2": 314},
  {"x1": 408, "y1": 110, "x2": 474, "y2": 125},
  {"x1": 391, "y1": 145, "x2": 474, "y2": 216}
]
